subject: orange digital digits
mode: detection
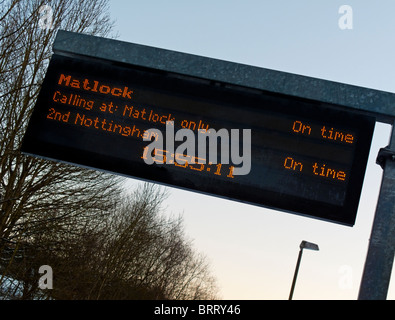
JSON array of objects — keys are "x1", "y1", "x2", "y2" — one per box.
[{"x1": 141, "y1": 147, "x2": 235, "y2": 179}]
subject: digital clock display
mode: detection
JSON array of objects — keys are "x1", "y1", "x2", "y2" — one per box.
[{"x1": 21, "y1": 54, "x2": 375, "y2": 226}]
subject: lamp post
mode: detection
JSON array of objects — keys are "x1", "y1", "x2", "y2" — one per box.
[{"x1": 289, "y1": 240, "x2": 319, "y2": 300}]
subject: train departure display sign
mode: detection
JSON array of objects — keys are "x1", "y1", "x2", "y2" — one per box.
[{"x1": 21, "y1": 52, "x2": 375, "y2": 226}]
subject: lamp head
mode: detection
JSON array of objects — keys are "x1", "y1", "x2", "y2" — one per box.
[{"x1": 300, "y1": 240, "x2": 319, "y2": 251}]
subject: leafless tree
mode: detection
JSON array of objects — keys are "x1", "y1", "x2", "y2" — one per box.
[
  {"x1": 42, "y1": 183, "x2": 219, "y2": 300},
  {"x1": 0, "y1": 1, "x2": 219, "y2": 300},
  {"x1": 0, "y1": 0, "x2": 122, "y2": 295}
]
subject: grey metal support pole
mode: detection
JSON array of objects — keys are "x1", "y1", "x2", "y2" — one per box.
[
  {"x1": 358, "y1": 121, "x2": 395, "y2": 300},
  {"x1": 289, "y1": 248, "x2": 303, "y2": 300}
]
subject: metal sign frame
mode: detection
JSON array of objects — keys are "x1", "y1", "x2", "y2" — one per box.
[{"x1": 22, "y1": 53, "x2": 375, "y2": 226}]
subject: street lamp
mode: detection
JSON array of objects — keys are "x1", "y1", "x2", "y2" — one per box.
[{"x1": 289, "y1": 240, "x2": 319, "y2": 300}]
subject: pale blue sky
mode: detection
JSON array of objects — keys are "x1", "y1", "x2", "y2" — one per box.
[{"x1": 108, "y1": 1, "x2": 395, "y2": 299}]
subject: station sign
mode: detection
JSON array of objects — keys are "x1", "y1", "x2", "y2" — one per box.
[{"x1": 21, "y1": 53, "x2": 375, "y2": 226}]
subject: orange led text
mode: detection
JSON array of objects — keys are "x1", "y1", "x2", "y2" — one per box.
[
  {"x1": 284, "y1": 156, "x2": 347, "y2": 181},
  {"x1": 292, "y1": 120, "x2": 354, "y2": 144},
  {"x1": 58, "y1": 74, "x2": 133, "y2": 99}
]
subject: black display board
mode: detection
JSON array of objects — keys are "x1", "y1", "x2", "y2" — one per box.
[{"x1": 21, "y1": 54, "x2": 375, "y2": 225}]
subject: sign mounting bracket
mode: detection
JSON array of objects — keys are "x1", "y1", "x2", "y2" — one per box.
[
  {"x1": 376, "y1": 146, "x2": 395, "y2": 170},
  {"x1": 359, "y1": 121, "x2": 395, "y2": 300}
]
